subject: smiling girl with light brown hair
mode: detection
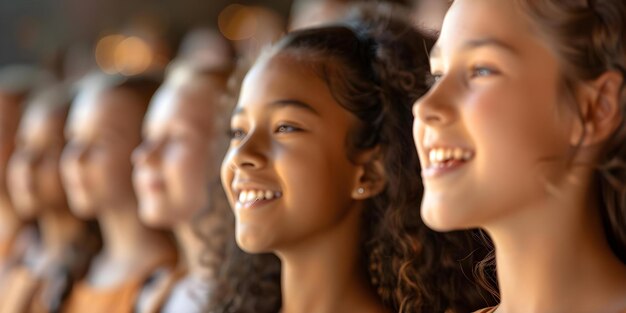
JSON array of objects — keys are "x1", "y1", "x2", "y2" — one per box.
[{"x1": 413, "y1": 0, "x2": 626, "y2": 312}]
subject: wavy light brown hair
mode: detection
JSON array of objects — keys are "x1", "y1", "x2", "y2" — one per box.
[
  {"x1": 212, "y1": 3, "x2": 493, "y2": 313},
  {"x1": 475, "y1": 0, "x2": 626, "y2": 297}
]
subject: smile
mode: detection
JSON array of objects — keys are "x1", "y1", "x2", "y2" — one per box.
[
  {"x1": 424, "y1": 146, "x2": 475, "y2": 177},
  {"x1": 237, "y1": 189, "x2": 283, "y2": 209}
]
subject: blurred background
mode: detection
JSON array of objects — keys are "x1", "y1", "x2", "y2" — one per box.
[
  {"x1": 0, "y1": 0, "x2": 453, "y2": 80},
  {"x1": 0, "y1": 0, "x2": 292, "y2": 67}
]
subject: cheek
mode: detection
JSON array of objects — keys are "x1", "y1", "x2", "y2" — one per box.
[
  {"x1": 220, "y1": 149, "x2": 237, "y2": 203},
  {"x1": 413, "y1": 119, "x2": 425, "y2": 159},
  {"x1": 277, "y1": 143, "x2": 355, "y2": 227}
]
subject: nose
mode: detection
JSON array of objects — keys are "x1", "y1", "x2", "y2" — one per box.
[
  {"x1": 62, "y1": 142, "x2": 90, "y2": 167},
  {"x1": 413, "y1": 78, "x2": 457, "y2": 127},
  {"x1": 132, "y1": 139, "x2": 162, "y2": 166},
  {"x1": 224, "y1": 131, "x2": 268, "y2": 171}
]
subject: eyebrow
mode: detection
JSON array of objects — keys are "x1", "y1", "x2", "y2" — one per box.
[
  {"x1": 233, "y1": 99, "x2": 321, "y2": 116},
  {"x1": 430, "y1": 37, "x2": 519, "y2": 59}
]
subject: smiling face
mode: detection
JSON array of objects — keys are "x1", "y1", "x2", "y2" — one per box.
[
  {"x1": 132, "y1": 72, "x2": 223, "y2": 228},
  {"x1": 413, "y1": 0, "x2": 579, "y2": 231},
  {"x1": 220, "y1": 53, "x2": 363, "y2": 253},
  {"x1": 7, "y1": 103, "x2": 67, "y2": 220},
  {"x1": 61, "y1": 87, "x2": 145, "y2": 219}
]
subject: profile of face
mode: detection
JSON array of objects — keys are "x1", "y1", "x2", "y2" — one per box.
[
  {"x1": 220, "y1": 54, "x2": 364, "y2": 253},
  {"x1": 7, "y1": 102, "x2": 67, "y2": 220},
  {"x1": 413, "y1": 0, "x2": 579, "y2": 231},
  {"x1": 0, "y1": 93, "x2": 22, "y2": 201},
  {"x1": 132, "y1": 73, "x2": 220, "y2": 228},
  {"x1": 61, "y1": 86, "x2": 144, "y2": 219}
]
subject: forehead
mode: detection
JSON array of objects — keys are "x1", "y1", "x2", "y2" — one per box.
[
  {"x1": 69, "y1": 87, "x2": 144, "y2": 131},
  {"x1": 146, "y1": 82, "x2": 215, "y2": 126},
  {"x1": 238, "y1": 53, "x2": 339, "y2": 114},
  {"x1": 434, "y1": 0, "x2": 537, "y2": 56}
]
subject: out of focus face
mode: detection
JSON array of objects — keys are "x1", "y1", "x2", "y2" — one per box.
[
  {"x1": 133, "y1": 73, "x2": 222, "y2": 228},
  {"x1": 61, "y1": 87, "x2": 145, "y2": 219},
  {"x1": 412, "y1": 0, "x2": 577, "y2": 231},
  {"x1": 7, "y1": 103, "x2": 67, "y2": 220},
  {"x1": 0, "y1": 93, "x2": 23, "y2": 203}
]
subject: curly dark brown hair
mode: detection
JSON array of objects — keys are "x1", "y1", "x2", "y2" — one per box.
[{"x1": 211, "y1": 3, "x2": 495, "y2": 313}]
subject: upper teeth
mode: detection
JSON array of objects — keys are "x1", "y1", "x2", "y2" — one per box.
[
  {"x1": 428, "y1": 147, "x2": 473, "y2": 164},
  {"x1": 238, "y1": 189, "x2": 282, "y2": 203}
]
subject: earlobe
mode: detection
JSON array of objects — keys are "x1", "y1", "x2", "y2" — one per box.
[{"x1": 351, "y1": 148, "x2": 387, "y2": 200}]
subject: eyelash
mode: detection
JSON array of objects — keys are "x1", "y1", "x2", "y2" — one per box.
[
  {"x1": 274, "y1": 124, "x2": 302, "y2": 134},
  {"x1": 427, "y1": 73, "x2": 442, "y2": 87},
  {"x1": 228, "y1": 128, "x2": 246, "y2": 140},
  {"x1": 469, "y1": 65, "x2": 499, "y2": 78},
  {"x1": 228, "y1": 123, "x2": 303, "y2": 141}
]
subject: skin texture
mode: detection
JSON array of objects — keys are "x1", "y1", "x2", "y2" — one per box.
[
  {"x1": 221, "y1": 54, "x2": 388, "y2": 313},
  {"x1": 413, "y1": 0, "x2": 626, "y2": 312}
]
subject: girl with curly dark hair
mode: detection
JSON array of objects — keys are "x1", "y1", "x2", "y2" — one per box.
[
  {"x1": 219, "y1": 4, "x2": 491, "y2": 313},
  {"x1": 414, "y1": 0, "x2": 626, "y2": 312}
]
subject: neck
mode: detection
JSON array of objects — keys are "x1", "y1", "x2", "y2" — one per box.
[
  {"x1": 38, "y1": 207, "x2": 83, "y2": 257},
  {"x1": 98, "y1": 201, "x2": 173, "y2": 263},
  {"x1": 488, "y1": 187, "x2": 626, "y2": 313},
  {"x1": 278, "y1": 206, "x2": 385, "y2": 313}
]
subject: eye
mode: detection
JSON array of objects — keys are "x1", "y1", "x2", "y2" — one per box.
[
  {"x1": 470, "y1": 65, "x2": 499, "y2": 78},
  {"x1": 229, "y1": 128, "x2": 246, "y2": 140},
  {"x1": 274, "y1": 124, "x2": 302, "y2": 134},
  {"x1": 427, "y1": 72, "x2": 442, "y2": 87}
]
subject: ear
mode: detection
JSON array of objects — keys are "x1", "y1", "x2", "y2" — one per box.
[
  {"x1": 351, "y1": 147, "x2": 387, "y2": 200},
  {"x1": 570, "y1": 71, "x2": 623, "y2": 147}
]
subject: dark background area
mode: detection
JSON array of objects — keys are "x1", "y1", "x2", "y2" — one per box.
[{"x1": 0, "y1": 0, "x2": 293, "y2": 66}]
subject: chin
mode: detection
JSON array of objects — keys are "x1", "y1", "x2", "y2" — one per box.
[
  {"x1": 138, "y1": 206, "x2": 174, "y2": 229},
  {"x1": 420, "y1": 201, "x2": 469, "y2": 232},
  {"x1": 69, "y1": 202, "x2": 98, "y2": 220},
  {"x1": 235, "y1": 227, "x2": 275, "y2": 254}
]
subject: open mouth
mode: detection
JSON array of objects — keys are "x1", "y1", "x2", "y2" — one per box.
[
  {"x1": 424, "y1": 147, "x2": 475, "y2": 177},
  {"x1": 236, "y1": 189, "x2": 283, "y2": 209}
]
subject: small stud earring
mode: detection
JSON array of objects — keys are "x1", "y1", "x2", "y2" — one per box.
[{"x1": 357, "y1": 187, "x2": 365, "y2": 194}]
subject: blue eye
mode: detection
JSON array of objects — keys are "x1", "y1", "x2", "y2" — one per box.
[
  {"x1": 275, "y1": 124, "x2": 301, "y2": 134},
  {"x1": 470, "y1": 66, "x2": 499, "y2": 78}
]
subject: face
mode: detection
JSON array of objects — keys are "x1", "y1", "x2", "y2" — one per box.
[
  {"x1": 413, "y1": 0, "x2": 578, "y2": 231},
  {"x1": 132, "y1": 74, "x2": 220, "y2": 228},
  {"x1": 7, "y1": 103, "x2": 67, "y2": 220},
  {"x1": 61, "y1": 87, "x2": 144, "y2": 219},
  {"x1": 0, "y1": 93, "x2": 23, "y2": 202},
  {"x1": 220, "y1": 54, "x2": 362, "y2": 253}
]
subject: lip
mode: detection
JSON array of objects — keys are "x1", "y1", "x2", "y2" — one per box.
[
  {"x1": 422, "y1": 159, "x2": 469, "y2": 178},
  {"x1": 421, "y1": 142, "x2": 475, "y2": 178},
  {"x1": 145, "y1": 179, "x2": 165, "y2": 192}
]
